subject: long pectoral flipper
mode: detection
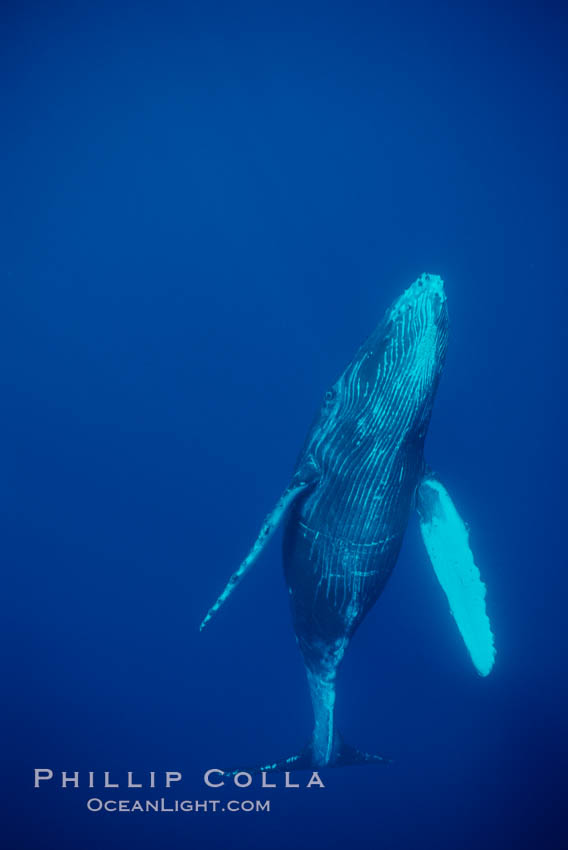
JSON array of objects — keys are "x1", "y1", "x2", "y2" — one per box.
[
  {"x1": 416, "y1": 475, "x2": 496, "y2": 676},
  {"x1": 200, "y1": 465, "x2": 319, "y2": 631}
]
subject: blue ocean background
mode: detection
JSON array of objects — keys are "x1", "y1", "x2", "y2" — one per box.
[{"x1": 4, "y1": 2, "x2": 567, "y2": 848}]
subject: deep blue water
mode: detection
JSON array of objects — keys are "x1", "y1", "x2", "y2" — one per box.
[{"x1": 4, "y1": 2, "x2": 568, "y2": 848}]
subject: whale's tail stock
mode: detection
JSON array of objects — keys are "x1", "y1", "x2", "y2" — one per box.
[{"x1": 219, "y1": 669, "x2": 390, "y2": 776}]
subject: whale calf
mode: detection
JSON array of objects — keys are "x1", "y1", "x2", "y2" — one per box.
[{"x1": 201, "y1": 273, "x2": 495, "y2": 771}]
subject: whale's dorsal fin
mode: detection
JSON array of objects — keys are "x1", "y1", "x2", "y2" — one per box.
[
  {"x1": 199, "y1": 460, "x2": 320, "y2": 631},
  {"x1": 416, "y1": 474, "x2": 496, "y2": 676}
]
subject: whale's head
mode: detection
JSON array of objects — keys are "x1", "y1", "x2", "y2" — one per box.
[
  {"x1": 380, "y1": 272, "x2": 449, "y2": 396},
  {"x1": 306, "y1": 274, "x2": 448, "y2": 465}
]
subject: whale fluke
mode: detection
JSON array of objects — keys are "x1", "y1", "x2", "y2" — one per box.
[
  {"x1": 219, "y1": 737, "x2": 389, "y2": 777},
  {"x1": 220, "y1": 750, "x2": 312, "y2": 777},
  {"x1": 416, "y1": 475, "x2": 496, "y2": 676}
]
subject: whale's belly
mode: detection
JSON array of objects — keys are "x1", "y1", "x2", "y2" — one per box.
[
  {"x1": 285, "y1": 518, "x2": 401, "y2": 627},
  {"x1": 282, "y1": 449, "x2": 421, "y2": 668}
]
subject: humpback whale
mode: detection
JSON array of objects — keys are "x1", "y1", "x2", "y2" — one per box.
[{"x1": 201, "y1": 273, "x2": 495, "y2": 771}]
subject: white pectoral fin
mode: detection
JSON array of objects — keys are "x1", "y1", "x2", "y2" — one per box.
[
  {"x1": 416, "y1": 475, "x2": 496, "y2": 676},
  {"x1": 199, "y1": 463, "x2": 319, "y2": 631}
]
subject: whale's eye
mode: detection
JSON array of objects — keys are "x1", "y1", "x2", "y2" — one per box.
[{"x1": 325, "y1": 389, "x2": 335, "y2": 402}]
